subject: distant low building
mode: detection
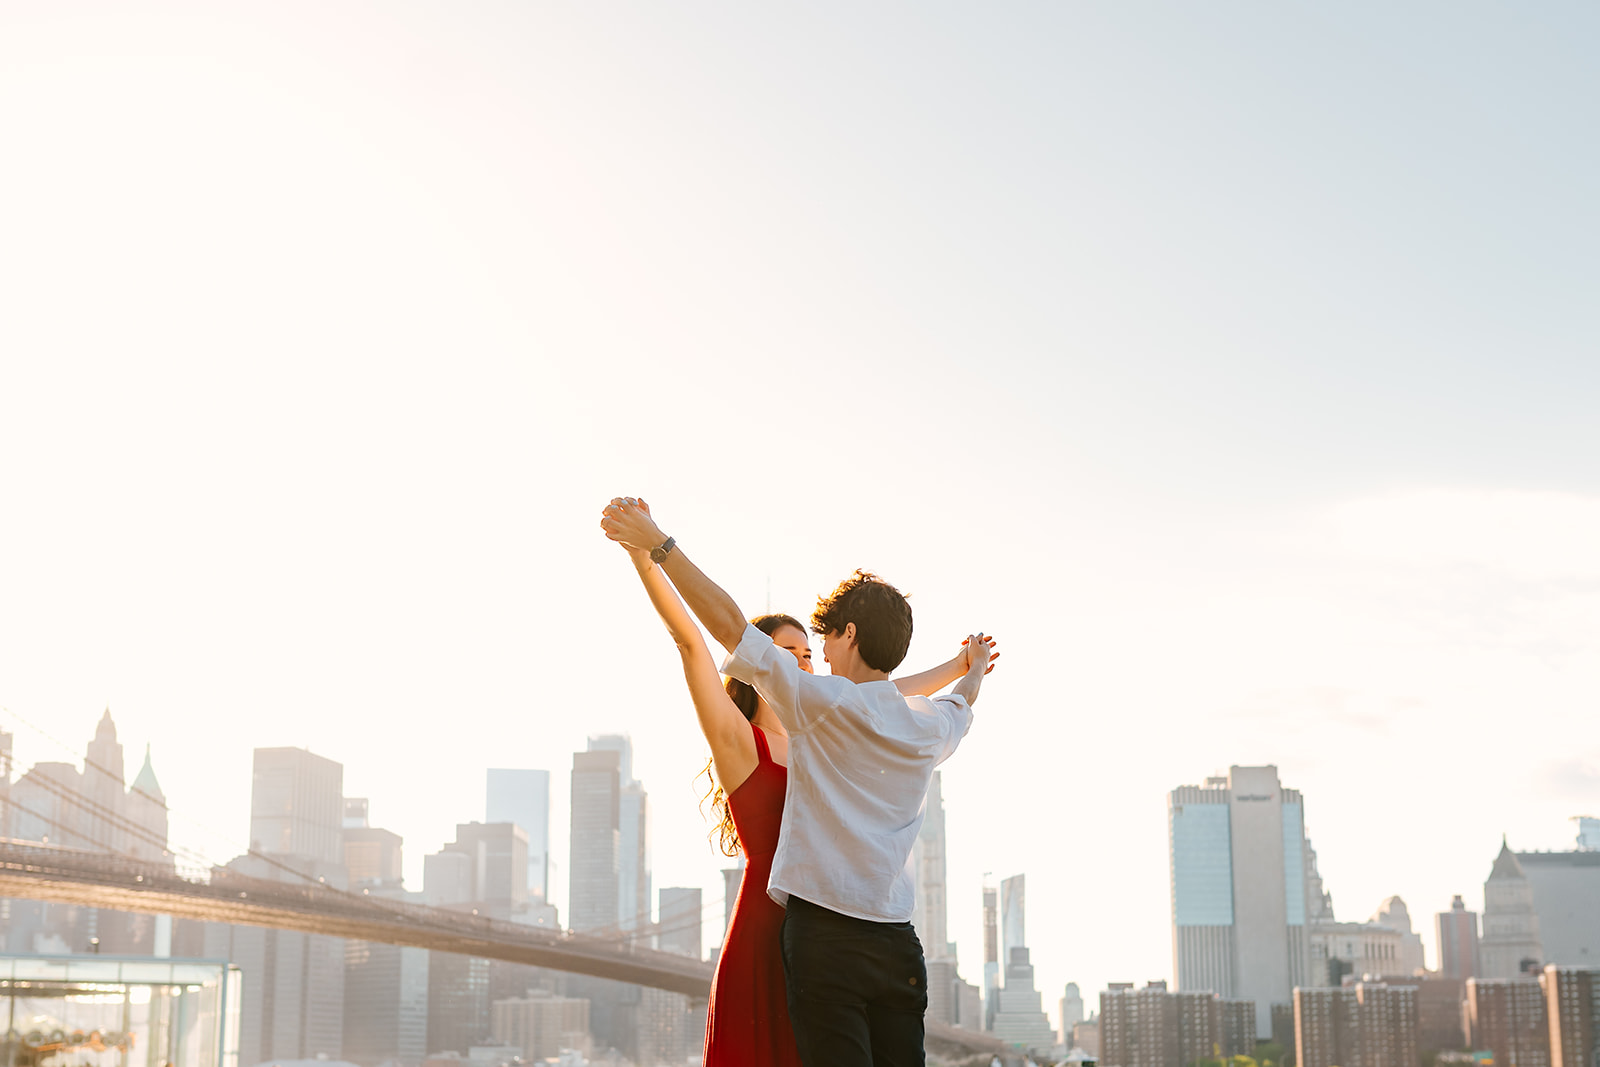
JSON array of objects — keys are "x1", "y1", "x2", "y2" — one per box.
[
  {"x1": 1294, "y1": 981, "x2": 1418, "y2": 1067},
  {"x1": 1100, "y1": 981, "x2": 1255, "y2": 1067},
  {"x1": 1466, "y1": 976, "x2": 1548, "y2": 1067}
]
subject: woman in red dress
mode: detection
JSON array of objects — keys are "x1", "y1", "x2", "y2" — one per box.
[{"x1": 614, "y1": 501, "x2": 988, "y2": 1066}]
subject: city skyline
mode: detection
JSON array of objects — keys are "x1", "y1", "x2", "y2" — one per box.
[
  {"x1": 5, "y1": 3, "x2": 1600, "y2": 1062},
  {"x1": 4, "y1": 705, "x2": 1593, "y2": 1043}
]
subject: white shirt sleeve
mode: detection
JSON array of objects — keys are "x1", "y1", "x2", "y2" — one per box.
[
  {"x1": 721, "y1": 623, "x2": 840, "y2": 733},
  {"x1": 929, "y1": 693, "x2": 975, "y2": 764}
]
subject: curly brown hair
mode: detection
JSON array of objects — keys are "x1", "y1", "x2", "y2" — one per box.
[
  {"x1": 701, "y1": 613, "x2": 807, "y2": 857},
  {"x1": 810, "y1": 569, "x2": 912, "y2": 672}
]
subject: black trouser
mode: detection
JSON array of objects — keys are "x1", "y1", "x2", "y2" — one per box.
[{"x1": 781, "y1": 896, "x2": 928, "y2": 1067}]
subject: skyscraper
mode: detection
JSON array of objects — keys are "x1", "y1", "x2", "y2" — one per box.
[
  {"x1": 587, "y1": 736, "x2": 650, "y2": 937},
  {"x1": 442, "y1": 822, "x2": 529, "y2": 911},
  {"x1": 1514, "y1": 848, "x2": 1600, "y2": 968},
  {"x1": 341, "y1": 799, "x2": 403, "y2": 887},
  {"x1": 1576, "y1": 818, "x2": 1600, "y2": 851},
  {"x1": 1001, "y1": 874, "x2": 1026, "y2": 969},
  {"x1": 657, "y1": 887, "x2": 702, "y2": 960},
  {"x1": 250, "y1": 747, "x2": 344, "y2": 864},
  {"x1": 1437, "y1": 895, "x2": 1481, "y2": 981},
  {"x1": 983, "y1": 882, "x2": 1000, "y2": 1031},
  {"x1": 344, "y1": 935, "x2": 429, "y2": 1067},
  {"x1": 569, "y1": 749, "x2": 621, "y2": 934},
  {"x1": 1061, "y1": 982, "x2": 1085, "y2": 1035},
  {"x1": 1482, "y1": 841, "x2": 1544, "y2": 980},
  {"x1": 83, "y1": 709, "x2": 126, "y2": 853},
  {"x1": 1169, "y1": 765, "x2": 1315, "y2": 1037},
  {"x1": 487, "y1": 768, "x2": 551, "y2": 901},
  {"x1": 912, "y1": 771, "x2": 954, "y2": 961},
  {"x1": 210, "y1": 746, "x2": 349, "y2": 1064}
]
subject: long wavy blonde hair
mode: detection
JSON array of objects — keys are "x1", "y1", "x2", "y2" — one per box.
[{"x1": 699, "y1": 613, "x2": 806, "y2": 856}]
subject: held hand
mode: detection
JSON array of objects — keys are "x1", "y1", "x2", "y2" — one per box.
[
  {"x1": 600, "y1": 496, "x2": 667, "y2": 552},
  {"x1": 961, "y1": 633, "x2": 999, "y2": 675}
]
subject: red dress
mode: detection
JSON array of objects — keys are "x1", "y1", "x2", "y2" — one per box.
[{"x1": 704, "y1": 723, "x2": 803, "y2": 1066}]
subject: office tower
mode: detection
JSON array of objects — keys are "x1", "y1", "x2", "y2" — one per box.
[
  {"x1": 207, "y1": 752, "x2": 349, "y2": 1064},
  {"x1": 341, "y1": 800, "x2": 403, "y2": 887},
  {"x1": 927, "y1": 958, "x2": 960, "y2": 1026},
  {"x1": 423, "y1": 849, "x2": 474, "y2": 906},
  {"x1": 956, "y1": 978, "x2": 983, "y2": 1032},
  {"x1": 658, "y1": 887, "x2": 702, "y2": 959},
  {"x1": 912, "y1": 771, "x2": 955, "y2": 961},
  {"x1": 344, "y1": 938, "x2": 429, "y2": 1067},
  {"x1": 1466, "y1": 978, "x2": 1550, "y2": 1067},
  {"x1": 1544, "y1": 966, "x2": 1600, "y2": 1067},
  {"x1": 1061, "y1": 983, "x2": 1085, "y2": 1035},
  {"x1": 82, "y1": 709, "x2": 126, "y2": 853},
  {"x1": 1294, "y1": 983, "x2": 1419, "y2": 1067},
  {"x1": 1514, "y1": 848, "x2": 1600, "y2": 967},
  {"x1": 444, "y1": 822, "x2": 529, "y2": 911},
  {"x1": 637, "y1": 985, "x2": 692, "y2": 1067},
  {"x1": 1170, "y1": 765, "x2": 1315, "y2": 1037},
  {"x1": 983, "y1": 882, "x2": 1000, "y2": 1030},
  {"x1": 587, "y1": 736, "x2": 650, "y2": 936},
  {"x1": 1438, "y1": 895, "x2": 1481, "y2": 980},
  {"x1": 1482, "y1": 841, "x2": 1545, "y2": 979},
  {"x1": 487, "y1": 768, "x2": 552, "y2": 902},
  {"x1": 492, "y1": 990, "x2": 592, "y2": 1061},
  {"x1": 1577, "y1": 818, "x2": 1600, "y2": 851},
  {"x1": 250, "y1": 747, "x2": 344, "y2": 864},
  {"x1": 1001, "y1": 874, "x2": 1026, "y2": 967},
  {"x1": 428, "y1": 953, "x2": 491, "y2": 1054},
  {"x1": 202, "y1": 901, "x2": 346, "y2": 1064},
  {"x1": 569, "y1": 749, "x2": 621, "y2": 933}
]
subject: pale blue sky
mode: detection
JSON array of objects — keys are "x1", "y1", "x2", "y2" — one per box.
[{"x1": 3, "y1": 3, "x2": 1598, "y2": 1032}]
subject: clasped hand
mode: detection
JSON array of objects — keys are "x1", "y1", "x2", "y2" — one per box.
[{"x1": 601, "y1": 496, "x2": 666, "y2": 553}]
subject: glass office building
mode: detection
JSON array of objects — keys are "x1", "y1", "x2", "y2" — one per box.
[{"x1": 0, "y1": 956, "x2": 240, "y2": 1067}]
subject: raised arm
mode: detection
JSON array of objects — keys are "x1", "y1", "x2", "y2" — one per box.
[
  {"x1": 951, "y1": 633, "x2": 996, "y2": 706},
  {"x1": 896, "y1": 637, "x2": 1000, "y2": 697},
  {"x1": 602, "y1": 498, "x2": 746, "y2": 652},
  {"x1": 619, "y1": 544, "x2": 758, "y2": 788}
]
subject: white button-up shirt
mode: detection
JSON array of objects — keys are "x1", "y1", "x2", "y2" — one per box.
[{"x1": 722, "y1": 623, "x2": 974, "y2": 923}]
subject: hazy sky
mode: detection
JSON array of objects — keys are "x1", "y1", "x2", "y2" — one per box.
[{"x1": 4, "y1": 3, "x2": 1599, "y2": 1032}]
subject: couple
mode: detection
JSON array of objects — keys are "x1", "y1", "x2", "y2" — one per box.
[{"x1": 601, "y1": 497, "x2": 996, "y2": 1067}]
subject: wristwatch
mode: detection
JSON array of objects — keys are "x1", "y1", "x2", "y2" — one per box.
[{"x1": 650, "y1": 536, "x2": 677, "y2": 565}]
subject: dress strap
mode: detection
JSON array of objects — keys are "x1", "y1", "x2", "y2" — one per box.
[{"x1": 750, "y1": 720, "x2": 772, "y2": 764}]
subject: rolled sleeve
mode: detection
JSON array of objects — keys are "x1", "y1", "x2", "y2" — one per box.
[
  {"x1": 930, "y1": 694, "x2": 975, "y2": 763},
  {"x1": 721, "y1": 623, "x2": 834, "y2": 732}
]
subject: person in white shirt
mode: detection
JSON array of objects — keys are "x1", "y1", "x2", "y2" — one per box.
[{"x1": 601, "y1": 496, "x2": 996, "y2": 1067}]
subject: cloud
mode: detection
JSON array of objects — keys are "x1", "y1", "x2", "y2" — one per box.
[{"x1": 1331, "y1": 489, "x2": 1600, "y2": 581}]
